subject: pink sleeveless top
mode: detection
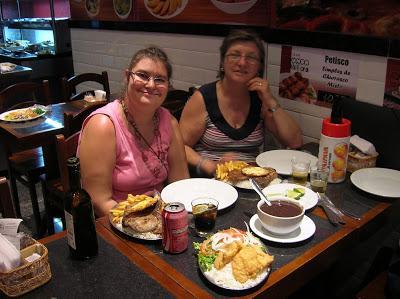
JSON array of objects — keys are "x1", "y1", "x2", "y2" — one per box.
[{"x1": 78, "y1": 100, "x2": 172, "y2": 202}]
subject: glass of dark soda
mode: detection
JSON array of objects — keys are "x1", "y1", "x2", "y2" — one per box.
[{"x1": 191, "y1": 197, "x2": 218, "y2": 237}]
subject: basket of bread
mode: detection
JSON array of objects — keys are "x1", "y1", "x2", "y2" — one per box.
[
  {"x1": 347, "y1": 135, "x2": 379, "y2": 173},
  {"x1": 0, "y1": 235, "x2": 51, "y2": 297},
  {"x1": 215, "y1": 160, "x2": 279, "y2": 189}
]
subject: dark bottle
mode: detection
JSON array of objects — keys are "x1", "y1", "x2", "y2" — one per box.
[
  {"x1": 64, "y1": 157, "x2": 98, "y2": 260},
  {"x1": 330, "y1": 96, "x2": 344, "y2": 124}
]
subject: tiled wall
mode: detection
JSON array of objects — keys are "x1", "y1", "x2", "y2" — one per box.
[{"x1": 71, "y1": 28, "x2": 388, "y2": 146}]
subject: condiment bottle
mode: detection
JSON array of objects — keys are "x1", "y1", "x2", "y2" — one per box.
[
  {"x1": 64, "y1": 157, "x2": 98, "y2": 259},
  {"x1": 318, "y1": 99, "x2": 351, "y2": 183}
]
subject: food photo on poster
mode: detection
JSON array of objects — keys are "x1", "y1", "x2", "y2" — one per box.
[
  {"x1": 384, "y1": 58, "x2": 400, "y2": 110},
  {"x1": 274, "y1": 0, "x2": 400, "y2": 39},
  {"x1": 279, "y1": 45, "x2": 360, "y2": 107}
]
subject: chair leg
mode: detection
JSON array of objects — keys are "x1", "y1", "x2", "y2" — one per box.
[
  {"x1": 8, "y1": 171, "x2": 21, "y2": 218},
  {"x1": 41, "y1": 180, "x2": 55, "y2": 235},
  {"x1": 27, "y1": 180, "x2": 42, "y2": 234}
]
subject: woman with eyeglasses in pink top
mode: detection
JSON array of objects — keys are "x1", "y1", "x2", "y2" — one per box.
[
  {"x1": 179, "y1": 29, "x2": 303, "y2": 177},
  {"x1": 78, "y1": 46, "x2": 189, "y2": 217}
]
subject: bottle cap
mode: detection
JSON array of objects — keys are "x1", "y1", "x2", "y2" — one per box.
[{"x1": 321, "y1": 118, "x2": 351, "y2": 138}]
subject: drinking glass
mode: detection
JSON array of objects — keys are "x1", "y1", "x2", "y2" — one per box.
[
  {"x1": 291, "y1": 157, "x2": 311, "y2": 186},
  {"x1": 191, "y1": 197, "x2": 218, "y2": 237},
  {"x1": 310, "y1": 165, "x2": 329, "y2": 194}
]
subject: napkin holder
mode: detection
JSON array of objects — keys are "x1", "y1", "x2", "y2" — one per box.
[{"x1": 0, "y1": 238, "x2": 51, "y2": 297}]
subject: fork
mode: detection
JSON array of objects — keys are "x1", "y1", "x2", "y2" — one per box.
[{"x1": 317, "y1": 193, "x2": 345, "y2": 225}]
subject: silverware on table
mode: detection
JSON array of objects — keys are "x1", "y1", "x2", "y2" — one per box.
[
  {"x1": 249, "y1": 178, "x2": 272, "y2": 206},
  {"x1": 322, "y1": 194, "x2": 361, "y2": 221},
  {"x1": 317, "y1": 193, "x2": 346, "y2": 225}
]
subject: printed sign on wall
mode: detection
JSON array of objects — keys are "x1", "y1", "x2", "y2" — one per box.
[{"x1": 279, "y1": 46, "x2": 360, "y2": 108}]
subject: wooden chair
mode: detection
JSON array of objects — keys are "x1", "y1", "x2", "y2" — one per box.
[
  {"x1": 0, "y1": 80, "x2": 51, "y2": 233},
  {"x1": 42, "y1": 101, "x2": 106, "y2": 234},
  {"x1": 162, "y1": 89, "x2": 191, "y2": 120},
  {"x1": 61, "y1": 71, "x2": 111, "y2": 102},
  {"x1": 0, "y1": 177, "x2": 17, "y2": 218}
]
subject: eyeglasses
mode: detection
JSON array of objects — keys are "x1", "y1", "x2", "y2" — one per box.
[
  {"x1": 129, "y1": 71, "x2": 168, "y2": 86},
  {"x1": 225, "y1": 53, "x2": 260, "y2": 65}
]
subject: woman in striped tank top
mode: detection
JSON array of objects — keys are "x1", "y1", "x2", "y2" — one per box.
[{"x1": 179, "y1": 29, "x2": 303, "y2": 177}]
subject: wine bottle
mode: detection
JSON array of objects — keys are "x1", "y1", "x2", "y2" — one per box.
[
  {"x1": 64, "y1": 157, "x2": 98, "y2": 260},
  {"x1": 330, "y1": 96, "x2": 343, "y2": 124}
]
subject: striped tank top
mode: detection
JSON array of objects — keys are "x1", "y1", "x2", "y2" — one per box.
[{"x1": 194, "y1": 82, "x2": 265, "y2": 162}]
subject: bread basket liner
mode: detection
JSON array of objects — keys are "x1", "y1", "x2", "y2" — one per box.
[{"x1": 0, "y1": 239, "x2": 51, "y2": 297}]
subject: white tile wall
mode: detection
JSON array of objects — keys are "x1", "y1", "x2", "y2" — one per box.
[{"x1": 71, "y1": 29, "x2": 389, "y2": 144}]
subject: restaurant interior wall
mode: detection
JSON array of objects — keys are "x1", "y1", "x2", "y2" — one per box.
[{"x1": 70, "y1": 28, "x2": 389, "y2": 146}]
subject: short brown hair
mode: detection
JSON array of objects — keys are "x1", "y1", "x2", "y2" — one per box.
[{"x1": 218, "y1": 29, "x2": 265, "y2": 79}]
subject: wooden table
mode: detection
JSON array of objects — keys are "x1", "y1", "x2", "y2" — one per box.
[
  {"x1": 0, "y1": 100, "x2": 100, "y2": 179},
  {"x1": 23, "y1": 171, "x2": 394, "y2": 298}
]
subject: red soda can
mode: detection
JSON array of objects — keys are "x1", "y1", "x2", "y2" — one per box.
[{"x1": 162, "y1": 202, "x2": 188, "y2": 253}]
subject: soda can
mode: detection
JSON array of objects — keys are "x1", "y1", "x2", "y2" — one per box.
[{"x1": 162, "y1": 202, "x2": 188, "y2": 253}]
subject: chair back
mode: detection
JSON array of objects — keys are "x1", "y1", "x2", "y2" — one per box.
[
  {"x1": 0, "y1": 177, "x2": 17, "y2": 218},
  {"x1": 0, "y1": 80, "x2": 51, "y2": 112},
  {"x1": 162, "y1": 89, "x2": 191, "y2": 120},
  {"x1": 63, "y1": 101, "x2": 107, "y2": 137},
  {"x1": 61, "y1": 71, "x2": 111, "y2": 102},
  {"x1": 56, "y1": 132, "x2": 80, "y2": 194}
]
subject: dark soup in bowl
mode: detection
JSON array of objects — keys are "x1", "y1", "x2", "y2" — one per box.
[{"x1": 261, "y1": 200, "x2": 302, "y2": 217}]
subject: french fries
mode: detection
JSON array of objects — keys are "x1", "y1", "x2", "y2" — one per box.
[
  {"x1": 146, "y1": 0, "x2": 182, "y2": 17},
  {"x1": 215, "y1": 160, "x2": 249, "y2": 181},
  {"x1": 110, "y1": 193, "x2": 160, "y2": 224}
]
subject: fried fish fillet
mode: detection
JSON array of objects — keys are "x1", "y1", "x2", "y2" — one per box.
[
  {"x1": 231, "y1": 245, "x2": 274, "y2": 283},
  {"x1": 214, "y1": 241, "x2": 243, "y2": 270}
]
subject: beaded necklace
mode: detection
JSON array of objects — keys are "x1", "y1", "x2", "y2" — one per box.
[{"x1": 120, "y1": 99, "x2": 168, "y2": 178}]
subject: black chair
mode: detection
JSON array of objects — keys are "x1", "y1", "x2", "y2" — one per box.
[
  {"x1": 61, "y1": 71, "x2": 111, "y2": 102},
  {"x1": 42, "y1": 101, "x2": 107, "y2": 234},
  {"x1": 341, "y1": 97, "x2": 400, "y2": 170},
  {"x1": 0, "y1": 177, "x2": 17, "y2": 218},
  {"x1": 162, "y1": 89, "x2": 191, "y2": 120},
  {"x1": 0, "y1": 80, "x2": 51, "y2": 233}
]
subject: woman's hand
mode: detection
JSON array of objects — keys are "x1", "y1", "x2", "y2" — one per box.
[{"x1": 247, "y1": 77, "x2": 279, "y2": 110}]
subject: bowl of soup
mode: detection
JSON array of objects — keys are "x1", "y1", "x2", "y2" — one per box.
[{"x1": 257, "y1": 196, "x2": 304, "y2": 235}]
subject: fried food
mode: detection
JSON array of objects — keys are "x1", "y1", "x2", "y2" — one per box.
[
  {"x1": 215, "y1": 161, "x2": 249, "y2": 181},
  {"x1": 231, "y1": 245, "x2": 274, "y2": 283},
  {"x1": 241, "y1": 166, "x2": 269, "y2": 177},
  {"x1": 147, "y1": 0, "x2": 182, "y2": 17},
  {"x1": 214, "y1": 241, "x2": 243, "y2": 270},
  {"x1": 124, "y1": 195, "x2": 158, "y2": 213}
]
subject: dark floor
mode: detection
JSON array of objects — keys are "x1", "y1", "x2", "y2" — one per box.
[{"x1": 2, "y1": 180, "x2": 399, "y2": 298}]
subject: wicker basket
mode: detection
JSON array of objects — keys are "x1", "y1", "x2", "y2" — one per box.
[
  {"x1": 347, "y1": 150, "x2": 379, "y2": 173},
  {"x1": 0, "y1": 240, "x2": 52, "y2": 297}
]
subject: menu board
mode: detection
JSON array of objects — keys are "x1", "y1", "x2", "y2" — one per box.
[
  {"x1": 272, "y1": 0, "x2": 400, "y2": 39},
  {"x1": 384, "y1": 59, "x2": 400, "y2": 110},
  {"x1": 279, "y1": 46, "x2": 360, "y2": 108},
  {"x1": 69, "y1": 0, "x2": 271, "y2": 25}
]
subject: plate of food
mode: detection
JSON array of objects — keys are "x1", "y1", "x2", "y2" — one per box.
[
  {"x1": 256, "y1": 150, "x2": 318, "y2": 176},
  {"x1": 262, "y1": 183, "x2": 318, "y2": 210},
  {"x1": 109, "y1": 193, "x2": 163, "y2": 240},
  {"x1": 161, "y1": 178, "x2": 238, "y2": 212},
  {"x1": 215, "y1": 160, "x2": 281, "y2": 190},
  {"x1": 210, "y1": 0, "x2": 257, "y2": 14},
  {"x1": 0, "y1": 105, "x2": 47, "y2": 122},
  {"x1": 279, "y1": 72, "x2": 317, "y2": 104},
  {"x1": 85, "y1": 0, "x2": 100, "y2": 17},
  {"x1": 145, "y1": 0, "x2": 188, "y2": 19},
  {"x1": 113, "y1": 0, "x2": 132, "y2": 19},
  {"x1": 193, "y1": 227, "x2": 274, "y2": 290}
]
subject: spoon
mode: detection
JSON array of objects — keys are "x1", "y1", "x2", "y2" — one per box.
[{"x1": 249, "y1": 178, "x2": 272, "y2": 206}]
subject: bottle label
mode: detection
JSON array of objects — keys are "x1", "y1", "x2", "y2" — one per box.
[{"x1": 64, "y1": 210, "x2": 76, "y2": 250}]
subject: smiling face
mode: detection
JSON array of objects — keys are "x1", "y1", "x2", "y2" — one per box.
[
  {"x1": 125, "y1": 57, "x2": 169, "y2": 111},
  {"x1": 223, "y1": 41, "x2": 261, "y2": 84}
]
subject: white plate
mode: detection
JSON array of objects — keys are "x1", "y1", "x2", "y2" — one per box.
[
  {"x1": 113, "y1": 0, "x2": 132, "y2": 19},
  {"x1": 0, "y1": 106, "x2": 47, "y2": 122},
  {"x1": 250, "y1": 214, "x2": 316, "y2": 243},
  {"x1": 256, "y1": 150, "x2": 318, "y2": 175},
  {"x1": 210, "y1": 0, "x2": 257, "y2": 14},
  {"x1": 108, "y1": 206, "x2": 162, "y2": 241},
  {"x1": 161, "y1": 178, "x2": 238, "y2": 212},
  {"x1": 262, "y1": 183, "x2": 318, "y2": 210},
  {"x1": 145, "y1": 0, "x2": 188, "y2": 19},
  {"x1": 350, "y1": 168, "x2": 400, "y2": 198}
]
